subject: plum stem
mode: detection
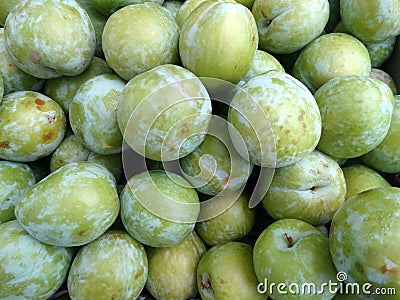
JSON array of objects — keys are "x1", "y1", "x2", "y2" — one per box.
[{"x1": 284, "y1": 233, "x2": 294, "y2": 247}]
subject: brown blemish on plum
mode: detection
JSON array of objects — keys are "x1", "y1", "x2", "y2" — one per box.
[
  {"x1": 43, "y1": 132, "x2": 54, "y2": 142},
  {"x1": 355, "y1": 261, "x2": 364, "y2": 275},
  {"x1": 35, "y1": 98, "x2": 45, "y2": 106},
  {"x1": 201, "y1": 278, "x2": 212, "y2": 289},
  {"x1": 298, "y1": 110, "x2": 305, "y2": 121},
  {"x1": 381, "y1": 264, "x2": 397, "y2": 275},
  {"x1": 133, "y1": 268, "x2": 144, "y2": 280},
  {"x1": 77, "y1": 230, "x2": 85, "y2": 236},
  {"x1": 0, "y1": 141, "x2": 10, "y2": 148},
  {"x1": 30, "y1": 49, "x2": 41, "y2": 63},
  {"x1": 46, "y1": 115, "x2": 57, "y2": 123}
]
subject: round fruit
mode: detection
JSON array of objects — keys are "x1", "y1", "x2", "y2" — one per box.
[
  {"x1": 315, "y1": 75, "x2": 393, "y2": 158},
  {"x1": 179, "y1": 0, "x2": 258, "y2": 83},
  {"x1": 4, "y1": 0, "x2": 96, "y2": 79},
  {"x1": 120, "y1": 170, "x2": 200, "y2": 247},
  {"x1": 69, "y1": 73, "x2": 125, "y2": 155},
  {"x1": 228, "y1": 70, "x2": 321, "y2": 168},
  {"x1": 15, "y1": 161, "x2": 120, "y2": 247},
  {"x1": 102, "y1": 3, "x2": 180, "y2": 80},
  {"x1": 0, "y1": 91, "x2": 66, "y2": 162},
  {"x1": 118, "y1": 64, "x2": 211, "y2": 161},
  {"x1": 0, "y1": 220, "x2": 73, "y2": 300},
  {"x1": 68, "y1": 230, "x2": 148, "y2": 300}
]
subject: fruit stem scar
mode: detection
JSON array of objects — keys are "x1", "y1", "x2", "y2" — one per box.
[
  {"x1": 284, "y1": 233, "x2": 294, "y2": 247},
  {"x1": 201, "y1": 278, "x2": 212, "y2": 289},
  {"x1": 261, "y1": 11, "x2": 272, "y2": 26}
]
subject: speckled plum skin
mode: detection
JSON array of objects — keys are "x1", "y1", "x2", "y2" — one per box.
[
  {"x1": 253, "y1": 219, "x2": 338, "y2": 300},
  {"x1": 102, "y1": 3, "x2": 180, "y2": 81},
  {"x1": 118, "y1": 64, "x2": 211, "y2": 161},
  {"x1": 262, "y1": 150, "x2": 346, "y2": 226},
  {"x1": 329, "y1": 187, "x2": 400, "y2": 300},
  {"x1": 197, "y1": 242, "x2": 264, "y2": 300},
  {"x1": 315, "y1": 75, "x2": 394, "y2": 159},
  {"x1": 366, "y1": 37, "x2": 397, "y2": 68},
  {"x1": 0, "y1": 91, "x2": 67, "y2": 162},
  {"x1": 3, "y1": 0, "x2": 96, "y2": 79},
  {"x1": 14, "y1": 161, "x2": 120, "y2": 247},
  {"x1": 292, "y1": 33, "x2": 372, "y2": 93},
  {"x1": 361, "y1": 95, "x2": 400, "y2": 173},
  {"x1": 69, "y1": 73, "x2": 125, "y2": 155},
  {"x1": 0, "y1": 161, "x2": 36, "y2": 224},
  {"x1": 67, "y1": 230, "x2": 148, "y2": 300},
  {"x1": 179, "y1": 1, "x2": 258, "y2": 84},
  {"x1": 342, "y1": 164, "x2": 390, "y2": 200},
  {"x1": 120, "y1": 170, "x2": 200, "y2": 248},
  {"x1": 146, "y1": 231, "x2": 207, "y2": 300},
  {"x1": 0, "y1": 28, "x2": 45, "y2": 95},
  {"x1": 0, "y1": 220, "x2": 73, "y2": 300},
  {"x1": 252, "y1": 0, "x2": 330, "y2": 54},
  {"x1": 340, "y1": 0, "x2": 400, "y2": 44},
  {"x1": 228, "y1": 70, "x2": 321, "y2": 168}
]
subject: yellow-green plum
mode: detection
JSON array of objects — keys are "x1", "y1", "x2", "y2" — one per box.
[
  {"x1": 15, "y1": 162, "x2": 120, "y2": 247},
  {"x1": 342, "y1": 163, "x2": 390, "y2": 200},
  {"x1": 67, "y1": 230, "x2": 148, "y2": 300},
  {"x1": 102, "y1": 3, "x2": 180, "y2": 81},
  {"x1": 197, "y1": 242, "x2": 264, "y2": 300},
  {"x1": 0, "y1": 161, "x2": 36, "y2": 224},
  {"x1": 252, "y1": 0, "x2": 330, "y2": 54},
  {"x1": 88, "y1": 0, "x2": 164, "y2": 16},
  {"x1": 118, "y1": 64, "x2": 211, "y2": 162},
  {"x1": 315, "y1": 75, "x2": 393, "y2": 158},
  {"x1": 361, "y1": 95, "x2": 400, "y2": 173},
  {"x1": 0, "y1": 0, "x2": 20, "y2": 26},
  {"x1": 120, "y1": 170, "x2": 200, "y2": 247},
  {"x1": 50, "y1": 134, "x2": 91, "y2": 172},
  {"x1": 262, "y1": 150, "x2": 346, "y2": 226},
  {"x1": 43, "y1": 56, "x2": 112, "y2": 115},
  {"x1": 340, "y1": 0, "x2": 400, "y2": 44},
  {"x1": 195, "y1": 192, "x2": 256, "y2": 246},
  {"x1": 228, "y1": 70, "x2": 321, "y2": 168},
  {"x1": 0, "y1": 220, "x2": 73, "y2": 300},
  {"x1": 0, "y1": 91, "x2": 66, "y2": 162},
  {"x1": 237, "y1": 49, "x2": 285, "y2": 86},
  {"x1": 146, "y1": 231, "x2": 207, "y2": 300},
  {"x1": 175, "y1": 0, "x2": 214, "y2": 28},
  {"x1": 69, "y1": 73, "x2": 125, "y2": 155},
  {"x1": 329, "y1": 187, "x2": 400, "y2": 300},
  {"x1": 253, "y1": 219, "x2": 338, "y2": 300},
  {"x1": 179, "y1": 0, "x2": 258, "y2": 83},
  {"x1": 292, "y1": 33, "x2": 371, "y2": 93},
  {"x1": 4, "y1": 0, "x2": 96, "y2": 79}
]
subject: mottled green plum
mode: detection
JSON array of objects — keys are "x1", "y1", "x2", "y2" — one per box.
[
  {"x1": 195, "y1": 192, "x2": 256, "y2": 246},
  {"x1": 68, "y1": 230, "x2": 148, "y2": 300},
  {"x1": 43, "y1": 56, "x2": 112, "y2": 115},
  {"x1": 252, "y1": 0, "x2": 329, "y2": 54},
  {"x1": 370, "y1": 68, "x2": 397, "y2": 95},
  {"x1": 118, "y1": 64, "x2": 211, "y2": 161},
  {"x1": 253, "y1": 219, "x2": 338, "y2": 300},
  {"x1": 262, "y1": 150, "x2": 346, "y2": 226},
  {"x1": 0, "y1": 220, "x2": 73, "y2": 300},
  {"x1": 146, "y1": 231, "x2": 207, "y2": 300},
  {"x1": 70, "y1": 73, "x2": 125, "y2": 155},
  {"x1": 315, "y1": 75, "x2": 393, "y2": 158},
  {"x1": 340, "y1": 0, "x2": 400, "y2": 44},
  {"x1": 329, "y1": 187, "x2": 400, "y2": 300},
  {"x1": 0, "y1": 91, "x2": 66, "y2": 162},
  {"x1": 0, "y1": 161, "x2": 36, "y2": 224},
  {"x1": 162, "y1": 0, "x2": 182, "y2": 19},
  {"x1": 15, "y1": 162, "x2": 120, "y2": 247},
  {"x1": 4, "y1": 0, "x2": 96, "y2": 79},
  {"x1": 102, "y1": 3, "x2": 180, "y2": 80},
  {"x1": 342, "y1": 163, "x2": 390, "y2": 200},
  {"x1": 50, "y1": 134, "x2": 91, "y2": 172},
  {"x1": 197, "y1": 242, "x2": 264, "y2": 300},
  {"x1": 361, "y1": 95, "x2": 400, "y2": 173},
  {"x1": 228, "y1": 70, "x2": 321, "y2": 168},
  {"x1": 179, "y1": 0, "x2": 258, "y2": 83},
  {"x1": 120, "y1": 170, "x2": 200, "y2": 247},
  {"x1": 366, "y1": 37, "x2": 397, "y2": 68},
  {"x1": 175, "y1": 0, "x2": 214, "y2": 28},
  {"x1": 292, "y1": 33, "x2": 371, "y2": 93},
  {"x1": 0, "y1": 0, "x2": 20, "y2": 25}
]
